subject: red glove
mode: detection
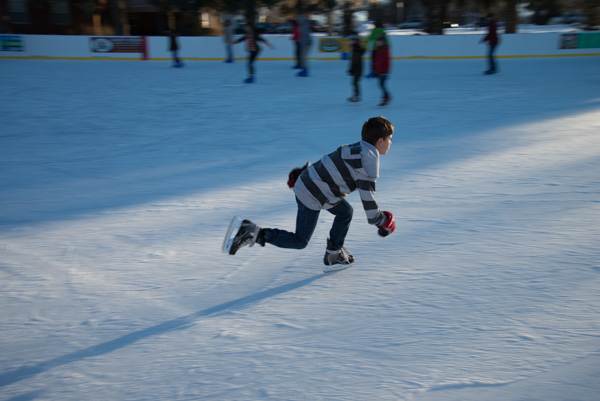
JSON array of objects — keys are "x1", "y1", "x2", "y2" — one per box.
[
  {"x1": 376, "y1": 211, "x2": 395, "y2": 237},
  {"x1": 287, "y1": 163, "x2": 308, "y2": 189}
]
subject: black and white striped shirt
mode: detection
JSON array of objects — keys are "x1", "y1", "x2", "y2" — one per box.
[{"x1": 293, "y1": 140, "x2": 385, "y2": 225}]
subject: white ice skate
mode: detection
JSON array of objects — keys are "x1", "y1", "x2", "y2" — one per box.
[{"x1": 222, "y1": 216, "x2": 261, "y2": 255}]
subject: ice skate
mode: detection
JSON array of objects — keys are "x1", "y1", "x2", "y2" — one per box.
[
  {"x1": 378, "y1": 96, "x2": 391, "y2": 106},
  {"x1": 348, "y1": 96, "x2": 361, "y2": 103},
  {"x1": 223, "y1": 217, "x2": 264, "y2": 255},
  {"x1": 244, "y1": 75, "x2": 255, "y2": 83},
  {"x1": 323, "y1": 239, "x2": 354, "y2": 272}
]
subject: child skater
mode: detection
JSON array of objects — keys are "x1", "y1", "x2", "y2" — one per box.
[
  {"x1": 224, "y1": 116, "x2": 396, "y2": 272},
  {"x1": 231, "y1": 22, "x2": 274, "y2": 83},
  {"x1": 347, "y1": 34, "x2": 365, "y2": 103},
  {"x1": 373, "y1": 34, "x2": 391, "y2": 106}
]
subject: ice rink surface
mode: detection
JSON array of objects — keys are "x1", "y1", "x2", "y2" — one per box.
[{"x1": 1, "y1": 56, "x2": 599, "y2": 400}]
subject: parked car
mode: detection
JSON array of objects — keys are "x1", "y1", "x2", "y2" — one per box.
[
  {"x1": 234, "y1": 23, "x2": 246, "y2": 34},
  {"x1": 562, "y1": 13, "x2": 587, "y2": 24},
  {"x1": 277, "y1": 22, "x2": 293, "y2": 33},
  {"x1": 234, "y1": 22, "x2": 278, "y2": 34},
  {"x1": 256, "y1": 22, "x2": 278, "y2": 34},
  {"x1": 443, "y1": 21, "x2": 459, "y2": 28},
  {"x1": 398, "y1": 19, "x2": 426, "y2": 29},
  {"x1": 355, "y1": 20, "x2": 375, "y2": 35},
  {"x1": 310, "y1": 20, "x2": 328, "y2": 33}
]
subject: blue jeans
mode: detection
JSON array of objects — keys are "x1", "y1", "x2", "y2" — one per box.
[
  {"x1": 248, "y1": 49, "x2": 260, "y2": 76},
  {"x1": 487, "y1": 44, "x2": 497, "y2": 72},
  {"x1": 263, "y1": 197, "x2": 353, "y2": 250},
  {"x1": 378, "y1": 73, "x2": 389, "y2": 98},
  {"x1": 172, "y1": 50, "x2": 182, "y2": 66}
]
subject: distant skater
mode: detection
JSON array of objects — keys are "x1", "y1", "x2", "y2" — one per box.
[
  {"x1": 223, "y1": 18, "x2": 234, "y2": 63},
  {"x1": 231, "y1": 22, "x2": 274, "y2": 83},
  {"x1": 366, "y1": 20, "x2": 386, "y2": 78},
  {"x1": 167, "y1": 30, "x2": 183, "y2": 68},
  {"x1": 296, "y1": 15, "x2": 312, "y2": 77},
  {"x1": 373, "y1": 34, "x2": 391, "y2": 106},
  {"x1": 480, "y1": 13, "x2": 500, "y2": 74},
  {"x1": 291, "y1": 19, "x2": 301, "y2": 69},
  {"x1": 347, "y1": 34, "x2": 365, "y2": 103}
]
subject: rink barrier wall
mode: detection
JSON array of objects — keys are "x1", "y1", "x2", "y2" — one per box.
[{"x1": 1, "y1": 32, "x2": 599, "y2": 61}]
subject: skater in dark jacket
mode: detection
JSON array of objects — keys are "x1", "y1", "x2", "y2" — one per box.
[
  {"x1": 224, "y1": 116, "x2": 397, "y2": 272},
  {"x1": 347, "y1": 35, "x2": 365, "y2": 103},
  {"x1": 231, "y1": 22, "x2": 274, "y2": 83},
  {"x1": 166, "y1": 30, "x2": 183, "y2": 68},
  {"x1": 373, "y1": 34, "x2": 391, "y2": 106},
  {"x1": 480, "y1": 13, "x2": 500, "y2": 74}
]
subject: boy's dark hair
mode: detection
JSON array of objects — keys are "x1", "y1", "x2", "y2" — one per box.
[{"x1": 361, "y1": 116, "x2": 394, "y2": 146}]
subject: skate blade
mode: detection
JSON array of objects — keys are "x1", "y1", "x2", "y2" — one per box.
[
  {"x1": 222, "y1": 216, "x2": 243, "y2": 254},
  {"x1": 323, "y1": 263, "x2": 353, "y2": 273}
]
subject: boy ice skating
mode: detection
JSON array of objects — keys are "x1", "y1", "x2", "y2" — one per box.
[{"x1": 224, "y1": 116, "x2": 396, "y2": 272}]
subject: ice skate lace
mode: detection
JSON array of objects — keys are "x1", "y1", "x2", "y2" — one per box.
[
  {"x1": 240, "y1": 236, "x2": 255, "y2": 248},
  {"x1": 238, "y1": 225, "x2": 258, "y2": 248},
  {"x1": 328, "y1": 247, "x2": 352, "y2": 263},
  {"x1": 340, "y1": 247, "x2": 352, "y2": 262}
]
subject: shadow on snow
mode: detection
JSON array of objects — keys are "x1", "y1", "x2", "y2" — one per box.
[{"x1": 0, "y1": 273, "x2": 328, "y2": 387}]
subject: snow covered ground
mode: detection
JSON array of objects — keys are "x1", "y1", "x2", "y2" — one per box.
[
  {"x1": 385, "y1": 23, "x2": 587, "y2": 35},
  {"x1": 1, "y1": 56, "x2": 599, "y2": 400}
]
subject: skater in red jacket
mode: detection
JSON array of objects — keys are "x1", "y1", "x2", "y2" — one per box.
[{"x1": 373, "y1": 34, "x2": 391, "y2": 106}]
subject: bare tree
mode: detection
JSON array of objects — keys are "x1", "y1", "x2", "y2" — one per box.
[
  {"x1": 422, "y1": 0, "x2": 449, "y2": 34},
  {"x1": 317, "y1": 0, "x2": 337, "y2": 35},
  {"x1": 582, "y1": 0, "x2": 600, "y2": 29},
  {"x1": 473, "y1": 0, "x2": 518, "y2": 33},
  {"x1": 0, "y1": 0, "x2": 11, "y2": 33},
  {"x1": 504, "y1": 0, "x2": 518, "y2": 33},
  {"x1": 73, "y1": 0, "x2": 131, "y2": 35},
  {"x1": 112, "y1": 0, "x2": 131, "y2": 35}
]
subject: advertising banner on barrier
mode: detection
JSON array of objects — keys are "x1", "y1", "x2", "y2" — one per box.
[
  {"x1": 318, "y1": 37, "x2": 371, "y2": 59},
  {"x1": 1, "y1": 35, "x2": 24, "y2": 51},
  {"x1": 317, "y1": 37, "x2": 369, "y2": 53},
  {"x1": 560, "y1": 33, "x2": 600, "y2": 49},
  {"x1": 318, "y1": 37, "x2": 347, "y2": 53},
  {"x1": 89, "y1": 37, "x2": 144, "y2": 53}
]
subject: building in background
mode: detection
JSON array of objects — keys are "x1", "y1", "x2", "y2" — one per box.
[{"x1": 0, "y1": 0, "x2": 221, "y2": 36}]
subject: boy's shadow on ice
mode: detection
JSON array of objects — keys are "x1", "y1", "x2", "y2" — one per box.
[{"x1": 0, "y1": 272, "x2": 330, "y2": 387}]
